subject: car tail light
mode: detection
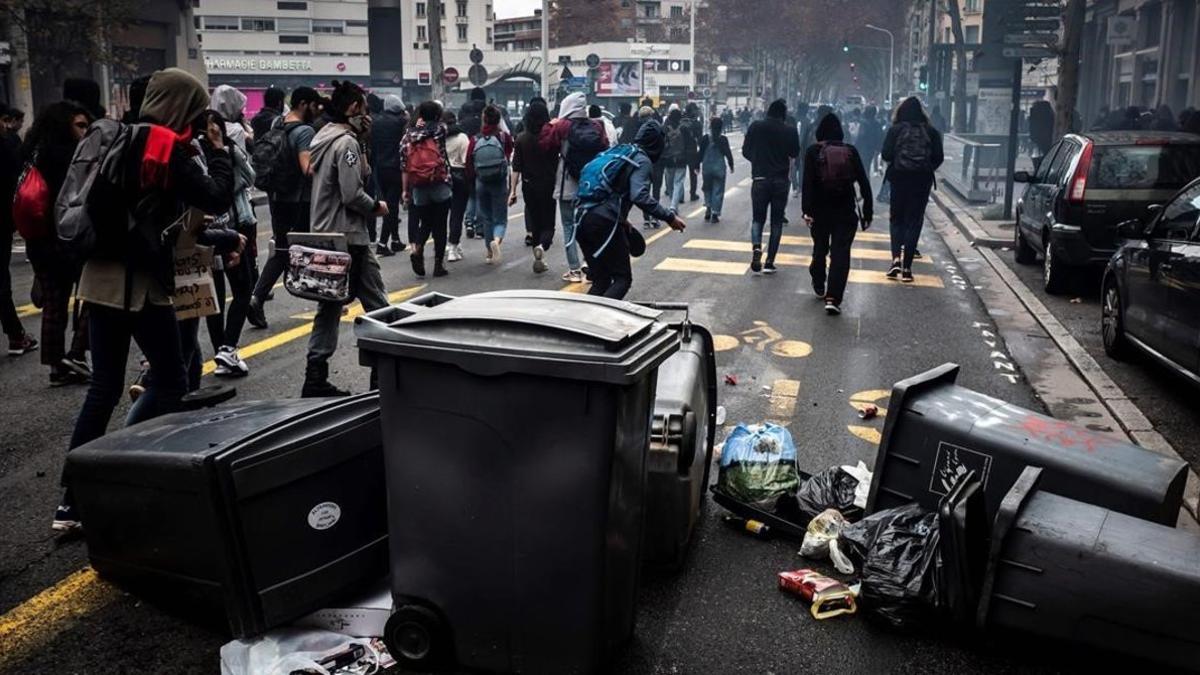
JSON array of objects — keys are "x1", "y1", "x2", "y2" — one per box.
[{"x1": 1068, "y1": 142, "x2": 1094, "y2": 203}]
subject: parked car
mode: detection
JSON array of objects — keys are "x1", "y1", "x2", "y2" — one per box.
[
  {"x1": 1013, "y1": 131, "x2": 1200, "y2": 294},
  {"x1": 1101, "y1": 177, "x2": 1200, "y2": 385}
]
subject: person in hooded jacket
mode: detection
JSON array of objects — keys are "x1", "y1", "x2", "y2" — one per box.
[
  {"x1": 855, "y1": 106, "x2": 884, "y2": 176},
  {"x1": 55, "y1": 68, "x2": 237, "y2": 532},
  {"x1": 539, "y1": 92, "x2": 607, "y2": 283},
  {"x1": 20, "y1": 100, "x2": 93, "y2": 386},
  {"x1": 743, "y1": 99, "x2": 801, "y2": 273},
  {"x1": 802, "y1": 113, "x2": 873, "y2": 315},
  {"x1": 372, "y1": 94, "x2": 408, "y2": 256},
  {"x1": 684, "y1": 102, "x2": 703, "y2": 201},
  {"x1": 575, "y1": 120, "x2": 687, "y2": 299},
  {"x1": 302, "y1": 80, "x2": 390, "y2": 398},
  {"x1": 881, "y1": 97, "x2": 943, "y2": 283}
]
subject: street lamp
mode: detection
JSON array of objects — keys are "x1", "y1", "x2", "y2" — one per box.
[{"x1": 865, "y1": 23, "x2": 895, "y2": 108}]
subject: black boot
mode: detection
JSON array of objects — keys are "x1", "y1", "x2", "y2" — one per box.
[
  {"x1": 302, "y1": 361, "x2": 351, "y2": 398},
  {"x1": 433, "y1": 257, "x2": 449, "y2": 277}
]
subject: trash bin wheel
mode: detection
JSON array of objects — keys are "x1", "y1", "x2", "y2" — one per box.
[{"x1": 385, "y1": 604, "x2": 450, "y2": 671}]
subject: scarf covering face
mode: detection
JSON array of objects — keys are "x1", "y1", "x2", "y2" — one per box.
[{"x1": 138, "y1": 69, "x2": 209, "y2": 190}]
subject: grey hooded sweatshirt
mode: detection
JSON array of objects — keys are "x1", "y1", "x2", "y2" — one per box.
[{"x1": 308, "y1": 122, "x2": 376, "y2": 246}]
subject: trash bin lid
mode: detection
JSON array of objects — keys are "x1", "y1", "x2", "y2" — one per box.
[{"x1": 354, "y1": 290, "x2": 680, "y2": 384}]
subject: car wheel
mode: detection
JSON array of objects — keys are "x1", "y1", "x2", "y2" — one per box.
[
  {"x1": 1013, "y1": 217, "x2": 1037, "y2": 264},
  {"x1": 1043, "y1": 238, "x2": 1068, "y2": 295},
  {"x1": 1102, "y1": 280, "x2": 1131, "y2": 360},
  {"x1": 385, "y1": 604, "x2": 452, "y2": 671}
]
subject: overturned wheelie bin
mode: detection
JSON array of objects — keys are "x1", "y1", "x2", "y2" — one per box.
[
  {"x1": 867, "y1": 363, "x2": 1187, "y2": 525},
  {"x1": 355, "y1": 291, "x2": 682, "y2": 674}
]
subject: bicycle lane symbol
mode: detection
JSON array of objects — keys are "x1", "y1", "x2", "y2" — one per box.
[{"x1": 712, "y1": 321, "x2": 813, "y2": 359}]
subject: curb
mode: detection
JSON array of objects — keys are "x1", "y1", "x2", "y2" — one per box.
[
  {"x1": 930, "y1": 198, "x2": 1200, "y2": 522},
  {"x1": 930, "y1": 189, "x2": 1010, "y2": 249}
]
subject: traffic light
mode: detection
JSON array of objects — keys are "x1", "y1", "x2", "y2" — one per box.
[
  {"x1": 918, "y1": 66, "x2": 929, "y2": 92},
  {"x1": 842, "y1": 38, "x2": 850, "y2": 53}
]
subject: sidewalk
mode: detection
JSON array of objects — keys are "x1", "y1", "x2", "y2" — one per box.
[{"x1": 931, "y1": 172, "x2": 1012, "y2": 249}]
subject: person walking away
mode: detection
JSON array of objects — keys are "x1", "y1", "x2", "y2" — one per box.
[
  {"x1": 792, "y1": 103, "x2": 812, "y2": 197},
  {"x1": 1, "y1": 104, "x2": 39, "y2": 356},
  {"x1": 639, "y1": 106, "x2": 666, "y2": 228},
  {"x1": 722, "y1": 108, "x2": 734, "y2": 136},
  {"x1": 1028, "y1": 100, "x2": 1055, "y2": 162},
  {"x1": 538, "y1": 91, "x2": 609, "y2": 282},
  {"x1": 614, "y1": 102, "x2": 635, "y2": 144},
  {"x1": 251, "y1": 87, "x2": 286, "y2": 140},
  {"x1": 467, "y1": 105, "x2": 513, "y2": 264},
  {"x1": 802, "y1": 113, "x2": 873, "y2": 315},
  {"x1": 55, "y1": 68, "x2": 236, "y2": 531},
  {"x1": 591, "y1": 104, "x2": 620, "y2": 147},
  {"x1": 301, "y1": 80, "x2": 390, "y2": 398},
  {"x1": 660, "y1": 105, "x2": 692, "y2": 217},
  {"x1": 248, "y1": 87, "x2": 323, "y2": 330},
  {"x1": 699, "y1": 116, "x2": 734, "y2": 223},
  {"x1": 881, "y1": 97, "x2": 944, "y2": 283},
  {"x1": 372, "y1": 94, "x2": 408, "y2": 256},
  {"x1": 855, "y1": 106, "x2": 884, "y2": 176},
  {"x1": 400, "y1": 101, "x2": 453, "y2": 279},
  {"x1": 459, "y1": 90, "x2": 486, "y2": 239},
  {"x1": 511, "y1": 101, "x2": 557, "y2": 274},
  {"x1": 684, "y1": 103, "x2": 703, "y2": 201},
  {"x1": 18, "y1": 101, "x2": 92, "y2": 384},
  {"x1": 574, "y1": 120, "x2": 687, "y2": 299},
  {"x1": 442, "y1": 111, "x2": 470, "y2": 262},
  {"x1": 742, "y1": 99, "x2": 801, "y2": 273}
]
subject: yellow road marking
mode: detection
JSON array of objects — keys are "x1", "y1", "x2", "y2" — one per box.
[
  {"x1": 781, "y1": 233, "x2": 891, "y2": 245},
  {"x1": 684, "y1": 239, "x2": 933, "y2": 264},
  {"x1": 655, "y1": 258, "x2": 747, "y2": 275},
  {"x1": 0, "y1": 568, "x2": 121, "y2": 670},
  {"x1": 16, "y1": 282, "x2": 286, "y2": 320},
  {"x1": 654, "y1": 257, "x2": 945, "y2": 287},
  {"x1": 768, "y1": 379, "x2": 801, "y2": 423},
  {"x1": 201, "y1": 284, "x2": 427, "y2": 375},
  {"x1": 713, "y1": 334, "x2": 740, "y2": 351},
  {"x1": 847, "y1": 425, "x2": 883, "y2": 445},
  {"x1": 507, "y1": 211, "x2": 524, "y2": 221},
  {"x1": 849, "y1": 389, "x2": 891, "y2": 417}
]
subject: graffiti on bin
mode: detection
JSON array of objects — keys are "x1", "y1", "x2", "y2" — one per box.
[
  {"x1": 1018, "y1": 416, "x2": 1111, "y2": 454},
  {"x1": 929, "y1": 442, "x2": 993, "y2": 496}
]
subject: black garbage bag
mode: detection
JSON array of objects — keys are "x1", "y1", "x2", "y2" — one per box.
[
  {"x1": 839, "y1": 503, "x2": 943, "y2": 630},
  {"x1": 795, "y1": 467, "x2": 859, "y2": 521}
]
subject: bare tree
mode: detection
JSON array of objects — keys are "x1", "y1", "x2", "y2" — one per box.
[
  {"x1": 1055, "y1": 0, "x2": 1086, "y2": 138},
  {"x1": 945, "y1": 0, "x2": 970, "y2": 132},
  {"x1": 2, "y1": 0, "x2": 138, "y2": 79},
  {"x1": 428, "y1": 0, "x2": 446, "y2": 100}
]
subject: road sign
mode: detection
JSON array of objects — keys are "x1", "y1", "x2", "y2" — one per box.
[
  {"x1": 560, "y1": 64, "x2": 575, "y2": 80},
  {"x1": 1108, "y1": 16, "x2": 1135, "y2": 48},
  {"x1": 1003, "y1": 46, "x2": 1055, "y2": 59},
  {"x1": 468, "y1": 64, "x2": 488, "y2": 87},
  {"x1": 702, "y1": 87, "x2": 712, "y2": 99},
  {"x1": 1003, "y1": 33, "x2": 1059, "y2": 45},
  {"x1": 565, "y1": 77, "x2": 588, "y2": 87},
  {"x1": 1008, "y1": 19, "x2": 1061, "y2": 33},
  {"x1": 586, "y1": 53, "x2": 601, "y2": 69},
  {"x1": 558, "y1": 55, "x2": 572, "y2": 64},
  {"x1": 442, "y1": 67, "x2": 460, "y2": 85},
  {"x1": 469, "y1": 47, "x2": 484, "y2": 65}
]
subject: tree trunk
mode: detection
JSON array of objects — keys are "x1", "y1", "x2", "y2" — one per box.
[
  {"x1": 1055, "y1": 0, "x2": 1086, "y2": 138},
  {"x1": 428, "y1": 0, "x2": 446, "y2": 101},
  {"x1": 946, "y1": 0, "x2": 970, "y2": 133}
]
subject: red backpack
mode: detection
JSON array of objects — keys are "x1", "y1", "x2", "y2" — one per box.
[
  {"x1": 816, "y1": 142, "x2": 855, "y2": 194},
  {"x1": 406, "y1": 137, "x2": 448, "y2": 187},
  {"x1": 13, "y1": 159, "x2": 53, "y2": 241}
]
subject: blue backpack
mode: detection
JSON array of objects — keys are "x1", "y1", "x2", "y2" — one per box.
[{"x1": 575, "y1": 144, "x2": 642, "y2": 212}]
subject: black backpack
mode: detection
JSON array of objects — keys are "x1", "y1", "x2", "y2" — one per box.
[
  {"x1": 563, "y1": 118, "x2": 607, "y2": 180},
  {"x1": 662, "y1": 123, "x2": 685, "y2": 164},
  {"x1": 251, "y1": 119, "x2": 302, "y2": 194},
  {"x1": 892, "y1": 122, "x2": 933, "y2": 173}
]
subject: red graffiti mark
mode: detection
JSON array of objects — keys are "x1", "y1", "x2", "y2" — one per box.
[{"x1": 1019, "y1": 416, "x2": 1108, "y2": 453}]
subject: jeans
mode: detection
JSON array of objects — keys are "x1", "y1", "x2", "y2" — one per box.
[
  {"x1": 810, "y1": 215, "x2": 859, "y2": 304},
  {"x1": 664, "y1": 165, "x2": 687, "y2": 213},
  {"x1": 0, "y1": 228, "x2": 23, "y2": 340},
  {"x1": 448, "y1": 169, "x2": 468, "y2": 245},
  {"x1": 378, "y1": 167, "x2": 404, "y2": 248},
  {"x1": 255, "y1": 200, "x2": 310, "y2": 302},
  {"x1": 475, "y1": 177, "x2": 509, "y2": 244},
  {"x1": 206, "y1": 261, "x2": 252, "y2": 350},
  {"x1": 559, "y1": 199, "x2": 583, "y2": 271},
  {"x1": 576, "y1": 212, "x2": 632, "y2": 300},
  {"x1": 412, "y1": 198, "x2": 451, "y2": 259},
  {"x1": 703, "y1": 172, "x2": 727, "y2": 217},
  {"x1": 524, "y1": 184, "x2": 556, "y2": 251},
  {"x1": 889, "y1": 173, "x2": 934, "y2": 269},
  {"x1": 307, "y1": 246, "x2": 389, "y2": 366},
  {"x1": 750, "y1": 176, "x2": 791, "y2": 262}
]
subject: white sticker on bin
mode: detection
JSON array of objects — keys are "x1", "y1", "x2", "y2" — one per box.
[{"x1": 308, "y1": 501, "x2": 342, "y2": 531}]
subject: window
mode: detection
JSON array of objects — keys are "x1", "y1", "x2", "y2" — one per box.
[
  {"x1": 242, "y1": 18, "x2": 276, "y2": 32},
  {"x1": 457, "y1": 24, "x2": 468, "y2": 41},
  {"x1": 457, "y1": 1, "x2": 467, "y2": 17},
  {"x1": 416, "y1": 2, "x2": 426, "y2": 18},
  {"x1": 1156, "y1": 184, "x2": 1200, "y2": 240},
  {"x1": 279, "y1": 34, "x2": 309, "y2": 44},
  {"x1": 1090, "y1": 144, "x2": 1200, "y2": 191},
  {"x1": 313, "y1": 19, "x2": 344, "y2": 34},
  {"x1": 486, "y1": 27, "x2": 493, "y2": 43},
  {"x1": 202, "y1": 16, "x2": 239, "y2": 31},
  {"x1": 277, "y1": 1, "x2": 306, "y2": 9},
  {"x1": 669, "y1": 26, "x2": 686, "y2": 41},
  {"x1": 1046, "y1": 141, "x2": 1076, "y2": 184},
  {"x1": 964, "y1": 0, "x2": 980, "y2": 11},
  {"x1": 1034, "y1": 143, "x2": 1062, "y2": 182},
  {"x1": 670, "y1": 5, "x2": 683, "y2": 18},
  {"x1": 417, "y1": 25, "x2": 427, "y2": 40},
  {"x1": 642, "y1": 4, "x2": 659, "y2": 18},
  {"x1": 277, "y1": 18, "x2": 310, "y2": 32},
  {"x1": 486, "y1": 4, "x2": 492, "y2": 20},
  {"x1": 347, "y1": 20, "x2": 368, "y2": 28},
  {"x1": 965, "y1": 25, "x2": 980, "y2": 44}
]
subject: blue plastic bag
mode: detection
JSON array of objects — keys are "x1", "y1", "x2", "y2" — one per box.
[{"x1": 717, "y1": 423, "x2": 801, "y2": 509}]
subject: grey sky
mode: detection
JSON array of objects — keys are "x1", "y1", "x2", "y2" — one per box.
[{"x1": 495, "y1": 0, "x2": 542, "y2": 19}]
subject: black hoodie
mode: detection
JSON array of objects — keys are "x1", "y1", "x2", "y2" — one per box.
[{"x1": 801, "y1": 114, "x2": 872, "y2": 222}]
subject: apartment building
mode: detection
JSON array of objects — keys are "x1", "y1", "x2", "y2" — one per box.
[{"x1": 494, "y1": 10, "x2": 542, "y2": 52}]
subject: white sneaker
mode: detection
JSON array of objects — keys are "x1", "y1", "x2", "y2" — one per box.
[
  {"x1": 562, "y1": 269, "x2": 585, "y2": 283},
  {"x1": 489, "y1": 240, "x2": 502, "y2": 264},
  {"x1": 446, "y1": 244, "x2": 463, "y2": 263},
  {"x1": 213, "y1": 346, "x2": 249, "y2": 377},
  {"x1": 532, "y1": 245, "x2": 548, "y2": 274}
]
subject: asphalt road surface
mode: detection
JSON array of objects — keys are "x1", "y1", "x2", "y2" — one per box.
[{"x1": 0, "y1": 139, "x2": 1151, "y2": 674}]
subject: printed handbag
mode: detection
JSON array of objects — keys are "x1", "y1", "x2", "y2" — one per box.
[{"x1": 285, "y1": 245, "x2": 353, "y2": 303}]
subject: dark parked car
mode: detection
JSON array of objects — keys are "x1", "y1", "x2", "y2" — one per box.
[
  {"x1": 1013, "y1": 131, "x2": 1200, "y2": 294},
  {"x1": 1102, "y1": 177, "x2": 1200, "y2": 386}
]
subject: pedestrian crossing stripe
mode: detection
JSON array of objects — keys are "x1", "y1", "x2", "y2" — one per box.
[
  {"x1": 781, "y1": 232, "x2": 892, "y2": 244},
  {"x1": 683, "y1": 239, "x2": 933, "y2": 264},
  {"x1": 653, "y1": 257, "x2": 945, "y2": 288}
]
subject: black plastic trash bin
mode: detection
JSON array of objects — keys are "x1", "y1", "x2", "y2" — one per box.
[
  {"x1": 867, "y1": 363, "x2": 1187, "y2": 525},
  {"x1": 354, "y1": 290, "x2": 681, "y2": 674},
  {"x1": 66, "y1": 395, "x2": 388, "y2": 637},
  {"x1": 976, "y1": 467, "x2": 1200, "y2": 670},
  {"x1": 641, "y1": 306, "x2": 717, "y2": 570}
]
